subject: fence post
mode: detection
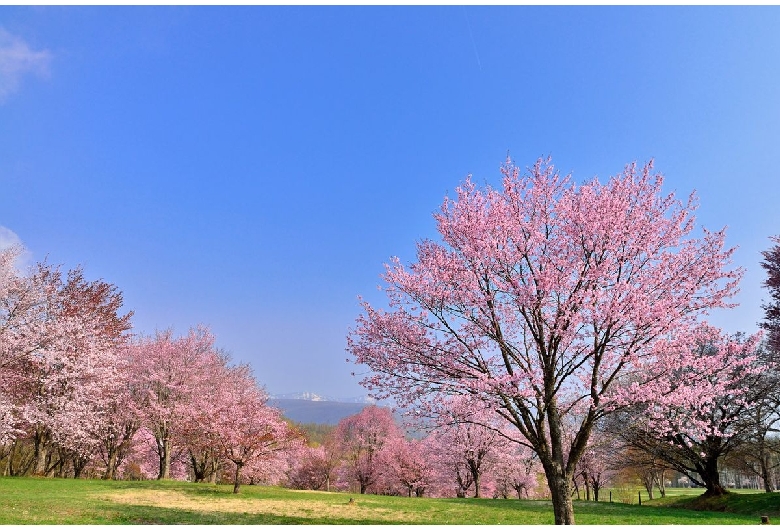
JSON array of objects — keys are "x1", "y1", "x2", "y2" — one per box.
[
  {"x1": 609, "y1": 491, "x2": 612, "y2": 503},
  {"x1": 638, "y1": 491, "x2": 642, "y2": 506}
]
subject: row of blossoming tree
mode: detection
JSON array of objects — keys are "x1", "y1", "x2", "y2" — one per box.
[
  {"x1": 287, "y1": 402, "x2": 542, "y2": 499},
  {"x1": 0, "y1": 248, "x2": 302, "y2": 493},
  {"x1": 0, "y1": 240, "x2": 549, "y2": 497},
  {"x1": 347, "y1": 158, "x2": 780, "y2": 524}
]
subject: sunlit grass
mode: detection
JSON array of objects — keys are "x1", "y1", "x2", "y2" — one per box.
[{"x1": 0, "y1": 476, "x2": 773, "y2": 524}]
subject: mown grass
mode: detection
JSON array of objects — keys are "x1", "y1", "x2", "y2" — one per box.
[
  {"x1": 646, "y1": 489, "x2": 780, "y2": 518},
  {"x1": 0, "y1": 476, "x2": 775, "y2": 524}
]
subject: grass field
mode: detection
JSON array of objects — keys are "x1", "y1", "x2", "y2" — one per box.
[{"x1": 1, "y1": 477, "x2": 778, "y2": 524}]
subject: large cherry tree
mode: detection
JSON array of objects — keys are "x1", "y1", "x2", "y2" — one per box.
[{"x1": 348, "y1": 158, "x2": 740, "y2": 524}]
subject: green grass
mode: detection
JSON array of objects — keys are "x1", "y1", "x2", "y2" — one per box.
[
  {"x1": 0, "y1": 476, "x2": 776, "y2": 524},
  {"x1": 646, "y1": 490, "x2": 780, "y2": 518}
]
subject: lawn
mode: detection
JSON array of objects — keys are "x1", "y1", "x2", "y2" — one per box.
[{"x1": 0, "y1": 476, "x2": 775, "y2": 525}]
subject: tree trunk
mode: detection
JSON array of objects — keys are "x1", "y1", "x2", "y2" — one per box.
[
  {"x1": 547, "y1": 469, "x2": 576, "y2": 525},
  {"x1": 73, "y1": 454, "x2": 89, "y2": 479},
  {"x1": 698, "y1": 456, "x2": 727, "y2": 496},
  {"x1": 190, "y1": 453, "x2": 206, "y2": 482},
  {"x1": 656, "y1": 469, "x2": 667, "y2": 497},
  {"x1": 542, "y1": 399, "x2": 579, "y2": 524},
  {"x1": 104, "y1": 448, "x2": 118, "y2": 480},
  {"x1": 33, "y1": 427, "x2": 49, "y2": 475},
  {"x1": 761, "y1": 456, "x2": 774, "y2": 493},
  {"x1": 158, "y1": 438, "x2": 171, "y2": 480},
  {"x1": 233, "y1": 462, "x2": 243, "y2": 494},
  {"x1": 584, "y1": 472, "x2": 591, "y2": 501}
]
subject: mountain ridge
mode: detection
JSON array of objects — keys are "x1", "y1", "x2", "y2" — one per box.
[{"x1": 270, "y1": 392, "x2": 376, "y2": 404}]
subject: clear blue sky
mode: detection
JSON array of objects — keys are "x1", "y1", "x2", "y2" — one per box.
[{"x1": 2, "y1": 6, "x2": 779, "y2": 398}]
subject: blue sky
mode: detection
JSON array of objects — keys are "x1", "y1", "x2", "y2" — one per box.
[{"x1": 1, "y1": 6, "x2": 779, "y2": 398}]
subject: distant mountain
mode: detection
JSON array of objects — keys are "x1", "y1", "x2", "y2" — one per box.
[
  {"x1": 270, "y1": 392, "x2": 376, "y2": 404},
  {"x1": 269, "y1": 398, "x2": 369, "y2": 425}
]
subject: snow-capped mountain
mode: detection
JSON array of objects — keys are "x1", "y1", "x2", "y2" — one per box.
[{"x1": 270, "y1": 392, "x2": 376, "y2": 404}]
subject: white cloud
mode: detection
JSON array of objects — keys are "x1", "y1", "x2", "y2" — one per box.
[
  {"x1": 0, "y1": 225, "x2": 22, "y2": 250},
  {"x1": 0, "y1": 28, "x2": 51, "y2": 104},
  {"x1": 0, "y1": 226, "x2": 32, "y2": 270}
]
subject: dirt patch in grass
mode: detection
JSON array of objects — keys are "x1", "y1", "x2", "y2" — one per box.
[{"x1": 98, "y1": 490, "x2": 425, "y2": 523}]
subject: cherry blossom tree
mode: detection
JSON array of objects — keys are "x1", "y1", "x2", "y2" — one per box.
[
  {"x1": 492, "y1": 443, "x2": 541, "y2": 499},
  {"x1": 612, "y1": 325, "x2": 762, "y2": 496},
  {"x1": 333, "y1": 405, "x2": 402, "y2": 494},
  {"x1": 286, "y1": 434, "x2": 342, "y2": 491},
  {"x1": 178, "y1": 352, "x2": 241, "y2": 483},
  {"x1": 286, "y1": 445, "x2": 331, "y2": 491},
  {"x1": 572, "y1": 428, "x2": 617, "y2": 501},
  {"x1": 349, "y1": 158, "x2": 740, "y2": 523},
  {"x1": 210, "y1": 372, "x2": 302, "y2": 494},
  {"x1": 761, "y1": 235, "x2": 780, "y2": 354},
  {"x1": 92, "y1": 348, "x2": 144, "y2": 480},
  {"x1": 376, "y1": 436, "x2": 437, "y2": 497},
  {"x1": 5, "y1": 263, "x2": 132, "y2": 477},
  {"x1": 427, "y1": 406, "x2": 508, "y2": 499},
  {"x1": 130, "y1": 326, "x2": 216, "y2": 480}
]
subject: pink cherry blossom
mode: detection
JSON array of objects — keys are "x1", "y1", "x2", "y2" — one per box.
[{"x1": 349, "y1": 157, "x2": 741, "y2": 523}]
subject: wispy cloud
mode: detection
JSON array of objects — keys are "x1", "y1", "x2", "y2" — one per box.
[
  {"x1": 0, "y1": 28, "x2": 51, "y2": 104},
  {"x1": 0, "y1": 226, "x2": 32, "y2": 271}
]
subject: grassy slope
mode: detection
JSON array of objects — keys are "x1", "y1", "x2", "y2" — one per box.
[
  {"x1": 0, "y1": 476, "x2": 772, "y2": 525},
  {"x1": 647, "y1": 490, "x2": 780, "y2": 518}
]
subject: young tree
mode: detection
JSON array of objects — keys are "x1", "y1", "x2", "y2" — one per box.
[
  {"x1": 333, "y1": 405, "x2": 402, "y2": 494},
  {"x1": 211, "y1": 375, "x2": 301, "y2": 494},
  {"x1": 348, "y1": 158, "x2": 740, "y2": 523},
  {"x1": 425, "y1": 400, "x2": 508, "y2": 499},
  {"x1": 286, "y1": 433, "x2": 342, "y2": 491},
  {"x1": 570, "y1": 429, "x2": 617, "y2": 502},
  {"x1": 376, "y1": 436, "x2": 437, "y2": 497},
  {"x1": 491, "y1": 443, "x2": 541, "y2": 499}
]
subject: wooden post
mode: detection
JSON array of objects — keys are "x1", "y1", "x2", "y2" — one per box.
[
  {"x1": 638, "y1": 491, "x2": 642, "y2": 506},
  {"x1": 761, "y1": 516, "x2": 770, "y2": 525}
]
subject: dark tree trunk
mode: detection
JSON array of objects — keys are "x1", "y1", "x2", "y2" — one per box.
[
  {"x1": 547, "y1": 468, "x2": 575, "y2": 525},
  {"x1": 472, "y1": 466, "x2": 481, "y2": 498},
  {"x1": 761, "y1": 456, "x2": 774, "y2": 493},
  {"x1": 583, "y1": 472, "x2": 591, "y2": 501},
  {"x1": 104, "y1": 448, "x2": 118, "y2": 480},
  {"x1": 233, "y1": 462, "x2": 243, "y2": 494},
  {"x1": 157, "y1": 438, "x2": 171, "y2": 480},
  {"x1": 656, "y1": 469, "x2": 667, "y2": 497},
  {"x1": 190, "y1": 452, "x2": 207, "y2": 482},
  {"x1": 73, "y1": 454, "x2": 89, "y2": 479},
  {"x1": 697, "y1": 456, "x2": 727, "y2": 496},
  {"x1": 33, "y1": 427, "x2": 49, "y2": 475}
]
